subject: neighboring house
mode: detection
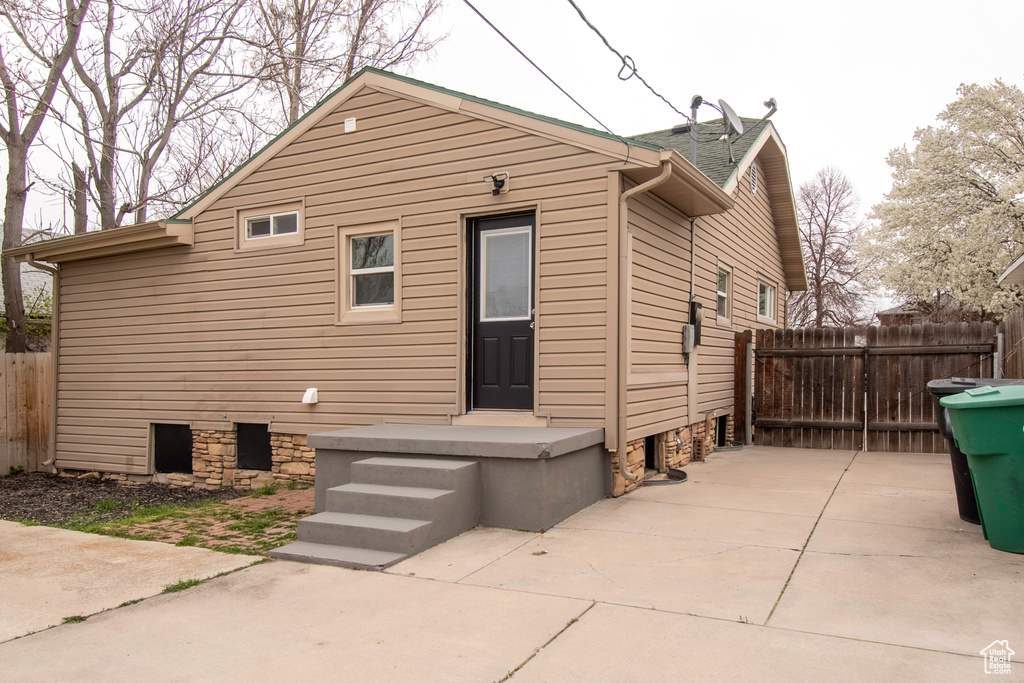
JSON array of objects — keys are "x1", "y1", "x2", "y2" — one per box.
[
  {"x1": 876, "y1": 304, "x2": 924, "y2": 327},
  {"x1": 876, "y1": 293, "x2": 986, "y2": 325},
  {"x1": 9, "y1": 69, "x2": 805, "y2": 566}
]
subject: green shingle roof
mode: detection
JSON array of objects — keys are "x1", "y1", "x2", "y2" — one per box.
[{"x1": 631, "y1": 116, "x2": 772, "y2": 188}]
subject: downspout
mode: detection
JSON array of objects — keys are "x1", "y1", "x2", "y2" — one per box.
[
  {"x1": 615, "y1": 160, "x2": 672, "y2": 482},
  {"x1": 27, "y1": 255, "x2": 59, "y2": 472}
]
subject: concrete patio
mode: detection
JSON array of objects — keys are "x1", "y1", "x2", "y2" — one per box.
[{"x1": 1, "y1": 446, "x2": 1020, "y2": 680}]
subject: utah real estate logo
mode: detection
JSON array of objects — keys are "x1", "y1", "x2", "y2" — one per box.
[{"x1": 981, "y1": 640, "x2": 1014, "y2": 675}]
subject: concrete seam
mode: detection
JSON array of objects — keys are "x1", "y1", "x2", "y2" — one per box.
[
  {"x1": 762, "y1": 449, "x2": 858, "y2": 626},
  {"x1": 499, "y1": 600, "x2": 596, "y2": 681},
  {"x1": 455, "y1": 532, "x2": 542, "y2": 583}
]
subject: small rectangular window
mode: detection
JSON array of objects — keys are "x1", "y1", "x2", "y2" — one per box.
[
  {"x1": 758, "y1": 281, "x2": 776, "y2": 320},
  {"x1": 237, "y1": 201, "x2": 304, "y2": 251},
  {"x1": 246, "y1": 211, "x2": 298, "y2": 240},
  {"x1": 350, "y1": 233, "x2": 395, "y2": 307},
  {"x1": 717, "y1": 269, "x2": 730, "y2": 319}
]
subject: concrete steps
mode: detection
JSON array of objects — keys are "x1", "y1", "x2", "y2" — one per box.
[{"x1": 271, "y1": 456, "x2": 480, "y2": 570}]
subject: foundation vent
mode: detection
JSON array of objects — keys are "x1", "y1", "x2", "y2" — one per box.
[{"x1": 691, "y1": 436, "x2": 706, "y2": 462}]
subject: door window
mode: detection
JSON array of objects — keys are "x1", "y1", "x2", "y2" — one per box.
[{"x1": 480, "y1": 226, "x2": 531, "y2": 321}]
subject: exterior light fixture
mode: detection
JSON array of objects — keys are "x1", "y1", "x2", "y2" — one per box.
[{"x1": 483, "y1": 172, "x2": 509, "y2": 196}]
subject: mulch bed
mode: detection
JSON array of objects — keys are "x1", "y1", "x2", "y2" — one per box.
[{"x1": 0, "y1": 472, "x2": 241, "y2": 526}]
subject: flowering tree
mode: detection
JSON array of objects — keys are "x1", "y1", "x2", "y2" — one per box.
[{"x1": 864, "y1": 79, "x2": 1024, "y2": 321}]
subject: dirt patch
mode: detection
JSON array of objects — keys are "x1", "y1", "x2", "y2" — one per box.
[
  {"x1": 0, "y1": 472, "x2": 239, "y2": 526},
  {"x1": 0, "y1": 472, "x2": 314, "y2": 556}
]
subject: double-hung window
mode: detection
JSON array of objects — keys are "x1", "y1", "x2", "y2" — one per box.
[
  {"x1": 717, "y1": 267, "x2": 731, "y2": 321},
  {"x1": 338, "y1": 221, "x2": 402, "y2": 324},
  {"x1": 350, "y1": 233, "x2": 394, "y2": 307},
  {"x1": 758, "y1": 280, "x2": 776, "y2": 321}
]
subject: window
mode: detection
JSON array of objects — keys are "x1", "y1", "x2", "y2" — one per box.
[
  {"x1": 717, "y1": 268, "x2": 731, "y2": 319},
  {"x1": 337, "y1": 221, "x2": 402, "y2": 324},
  {"x1": 750, "y1": 162, "x2": 759, "y2": 195},
  {"x1": 758, "y1": 280, "x2": 776, "y2": 321},
  {"x1": 350, "y1": 233, "x2": 394, "y2": 307},
  {"x1": 236, "y1": 201, "x2": 304, "y2": 251},
  {"x1": 246, "y1": 211, "x2": 297, "y2": 239}
]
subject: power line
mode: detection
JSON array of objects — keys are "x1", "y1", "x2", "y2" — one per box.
[
  {"x1": 460, "y1": 0, "x2": 623, "y2": 143},
  {"x1": 565, "y1": 0, "x2": 691, "y2": 122}
]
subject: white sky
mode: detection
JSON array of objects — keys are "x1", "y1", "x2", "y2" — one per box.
[{"x1": 414, "y1": 0, "x2": 1024, "y2": 217}]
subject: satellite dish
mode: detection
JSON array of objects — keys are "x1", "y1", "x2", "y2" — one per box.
[{"x1": 718, "y1": 99, "x2": 744, "y2": 135}]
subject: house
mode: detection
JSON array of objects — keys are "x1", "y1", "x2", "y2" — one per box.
[{"x1": 8, "y1": 69, "x2": 805, "y2": 567}]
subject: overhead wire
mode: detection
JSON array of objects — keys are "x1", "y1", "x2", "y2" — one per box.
[
  {"x1": 460, "y1": 0, "x2": 630, "y2": 159},
  {"x1": 564, "y1": 0, "x2": 691, "y2": 122}
]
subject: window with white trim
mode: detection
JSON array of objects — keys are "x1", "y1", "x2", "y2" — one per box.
[
  {"x1": 246, "y1": 211, "x2": 298, "y2": 239},
  {"x1": 717, "y1": 267, "x2": 731, "y2": 320},
  {"x1": 236, "y1": 201, "x2": 304, "y2": 251},
  {"x1": 350, "y1": 233, "x2": 394, "y2": 307},
  {"x1": 337, "y1": 221, "x2": 402, "y2": 324},
  {"x1": 758, "y1": 280, "x2": 776, "y2": 320}
]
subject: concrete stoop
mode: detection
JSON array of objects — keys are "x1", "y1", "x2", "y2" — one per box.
[{"x1": 271, "y1": 457, "x2": 480, "y2": 570}]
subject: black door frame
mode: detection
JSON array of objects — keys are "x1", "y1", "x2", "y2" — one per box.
[{"x1": 466, "y1": 211, "x2": 536, "y2": 411}]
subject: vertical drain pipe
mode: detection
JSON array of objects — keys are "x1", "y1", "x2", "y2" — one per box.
[
  {"x1": 27, "y1": 255, "x2": 59, "y2": 472},
  {"x1": 616, "y1": 160, "x2": 673, "y2": 483}
]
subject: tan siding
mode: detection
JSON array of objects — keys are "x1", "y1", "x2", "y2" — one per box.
[
  {"x1": 625, "y1": 192, "x2": 692, "y2": 439},
  {"x1": 696, "y1": 158, "x2": 786, "y2": 415},
  {"x1": 54, "y1": 88, "x2": 616, "y2": 472}
]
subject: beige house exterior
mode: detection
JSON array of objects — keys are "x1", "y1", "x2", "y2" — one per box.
[{"x1": 10, "y1": 68, "x2": 805, "y2": 497}]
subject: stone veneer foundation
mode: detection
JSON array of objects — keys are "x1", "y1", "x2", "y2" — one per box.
[
  {"x1": 59, "y1": 431, "x2": 316, "y2": 491},
  {"x1": 611, "y1": 414, "x2": 734, "y2": 496}
]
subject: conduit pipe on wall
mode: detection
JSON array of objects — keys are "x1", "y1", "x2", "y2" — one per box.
[
  {"x1": 615, "y1": 160, "x2": 673, "y2": 482},
  {"x1": 27, "y1": 255, "x2": 59, "y2": 472}
]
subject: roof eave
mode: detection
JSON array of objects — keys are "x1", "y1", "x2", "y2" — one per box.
[
  {"x1": 622, "y1": 150, "x2": 735, "y2": 217},
  {"x1": 999, "y1": 252, "x2": 1024, "y2": 286},
  {"x1": 731, "y1": 123, "x2": 807, "y2": 291},
  {"x1": 5, "y1": 219, "x2": 194, "y2": 264}
]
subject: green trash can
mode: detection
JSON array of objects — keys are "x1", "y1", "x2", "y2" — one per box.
[{"x1": 941, "y1": 385, "x2": 1024, "y2": 553}]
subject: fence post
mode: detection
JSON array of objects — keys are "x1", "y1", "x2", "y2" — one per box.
[
  {"x1": 996, "y1": 331, "x2": 1004, "y2": 379},
  {"x1": 745, "y1": 339, "x2": 753, "y2": 445},
  {"x1": 862, "y1": 346, "x2": 870, "y2": 453}
]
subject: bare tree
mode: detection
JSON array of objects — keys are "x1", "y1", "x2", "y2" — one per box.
[
  {"x1": 252, "y1": 0, "x2": 443, "y2": 125},
  {"x1": 787, "y1": 167, "x2": 868, "y2": 328},
  {"x1": 59, "y1": 0, "x2": 251, "y2": 230},
  {"x1": 0, "y1": 0, "x2": 91, "y2": 352}
]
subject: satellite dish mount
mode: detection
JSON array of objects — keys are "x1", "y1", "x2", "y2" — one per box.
[{"x1": 717, "y1": 99, "x2": 744, "y2": 165}]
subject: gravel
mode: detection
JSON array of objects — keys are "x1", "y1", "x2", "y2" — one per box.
[{"x1": 0, "y1": 472, "x2": 241, "y2": 526}]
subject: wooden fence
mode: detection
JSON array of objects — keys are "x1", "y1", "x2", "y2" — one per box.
[
  {"x1": 1000, "y1": 304, "x2": 1024, "y2": 379},
  {"x1": 0, "y1": 353, "x2": 52, "y2": 473},
  {"x1": 753, "y1": 323, "x2": 996, "y2": 453}
]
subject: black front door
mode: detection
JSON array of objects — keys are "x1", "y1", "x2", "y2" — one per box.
[{"x1": 469, "y1": 213, "x2": 535, "y2": 410}]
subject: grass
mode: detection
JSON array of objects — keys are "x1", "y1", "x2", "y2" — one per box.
[
  {"x1": 163, "y1": 578, "x2": 203, "y2": 593},
  {"x1": 93, "y1": 497, "x2": 120, "y2": 513},
  {"x1": 248, "y1": 483, "x2": 280, "y2": 498},
  {"x1": 62, "y1": 615, "x2": 87, "y2": 624},
  {"x1": 53, "y1": 486, "x2": 309, "y2": 557}
]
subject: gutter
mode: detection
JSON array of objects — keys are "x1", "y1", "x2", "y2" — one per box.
[
  {"x1": 614, "y1": 160, "x2": 673, "y2": 483},
  {"x1": 27, "y1": 255, "x2": 59, "y2": 472}
]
